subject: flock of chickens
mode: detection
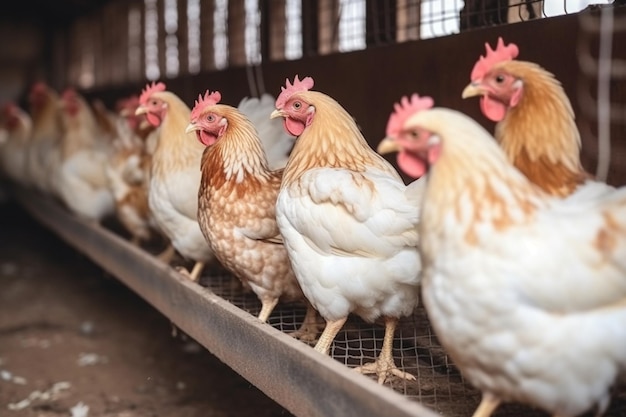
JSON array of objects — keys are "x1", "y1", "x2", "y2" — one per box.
[{"x1": 1, "y1": 37, "x2": 625, "y2": 417}]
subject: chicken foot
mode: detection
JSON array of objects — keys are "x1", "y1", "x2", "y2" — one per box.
[
  {"x1": 257, "y1": 298, "x2": 280, "y2": 323},
  {"x1": 188, "y1": 261, "x2": 205, "y2": 282},
  {"x1": 354, "y1": 317, "x2": 416, "y2": 384},
  {"x1": 288, "y1": 303, "x2": 324, "y2": 343},
  {"x1": 471, "y1": 393, "x2": 501, "y2": 417},
  {"x1": 175, "y1": 261, "x2": 205, "y2": 282},
  {"x1": 314, "y1": 317, "x2": 348, "y2": 355},
  {"x1": 156, "y1": 244, "x2": 176, "y2": 264}
]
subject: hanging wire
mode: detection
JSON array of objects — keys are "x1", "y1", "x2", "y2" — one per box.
[
  {"x1": 595, "y1": 5, "x2": 613, "y2": 182},
  {"x1": 245, "y1": 64, "x2": 259, "y2": 98}
]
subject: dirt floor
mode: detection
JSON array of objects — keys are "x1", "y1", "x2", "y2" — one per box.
[{"x1": 0, "y1": 198, "x2": 291, "y2": 417}]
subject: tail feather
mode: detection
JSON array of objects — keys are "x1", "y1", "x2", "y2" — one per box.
[{"x1": 238, "y1": 94, "x2": 294, "y2": 170}]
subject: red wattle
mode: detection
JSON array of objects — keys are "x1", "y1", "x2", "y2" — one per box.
[
  {"x1": 480, "y1": 96, "x2": 507, "y2": 122},
  {"x1": 146, "y1": 113, "x2": 162, "y2": 127},
  {"x1": 397, "y1": 152, "x2": 426, "y2": 179},
  {"x1": 284, "y1": 118, "x2": 305, "y2": 137},
  {"x1": 199, "y1": 130, "x2": 217, "y2": 147}
]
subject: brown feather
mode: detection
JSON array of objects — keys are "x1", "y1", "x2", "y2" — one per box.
[
  {"x1": 494, "y1": 60, "x2": 590, "y2": 197},
  {"x1": 197, "y1": 105, "x2": 303, "y2": 304}
]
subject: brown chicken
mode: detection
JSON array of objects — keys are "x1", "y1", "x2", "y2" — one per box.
[
  {"x1": 185, "y1": 90, "x2": 318, "y2": 337},
  {"x1": 461, "y1": 37, "x2": 610, "y2": 198}
]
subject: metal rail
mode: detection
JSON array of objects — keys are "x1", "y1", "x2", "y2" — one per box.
[{"x1": 15, "y1": 188, "x2": 440, "y2": 417}]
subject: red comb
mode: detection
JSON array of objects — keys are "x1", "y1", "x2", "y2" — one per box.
[
  {"x1": 115, "y1": 95, "x2": 139, "y2": 112},
  {"x1": 190, "y1": 90, "x2": 222, "y2": 120},
  {"x1": 31, "y1": 82, "x2": 48, "y2": 94},
  {"x1": 386, "y1": 94, "x2": 434, "y2": 137},
  {"x1": 275, "y1": 75, "x2": 314, "y2": 109},
  {"x1": 2, "y1": 102, "x2": 17, "y2": 117},
  {"x1": 470, "y1": 37, "x2": 519, "y2": 81},
  {"x1": 139, "y1": 81, "x2": 166, "y2": 105},
  {"x1": 61, "y1": 88, "x2": 80, "y2": 104}
]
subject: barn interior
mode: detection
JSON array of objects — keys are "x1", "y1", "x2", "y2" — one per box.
[{"x1": 0, "y1": 1, "x2": 625, "y2": 417}]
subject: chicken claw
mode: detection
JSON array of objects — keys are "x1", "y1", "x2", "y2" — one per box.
[
  {"x1": 174, "y1": 261, "x2": 204, "y2": 282},
  {"x1": 287, "y1": 303, "x2": 323, "y2": 343},
  {"x1": 353, "y1": 317, "x2": 416, "y2": 384}
]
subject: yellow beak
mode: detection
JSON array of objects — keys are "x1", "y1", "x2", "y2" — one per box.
[
  {"x1": 135, "y1": 106, "x2": 148, "y2": 116},
  {"x1": 461, "y1": 82, "x2": 486, "y2": 99},
  {"x1": 376, "y1": 137, "x2": 401, "y2": 155},
  {"x1": 185, "y1": 122, "x2": 199, "y2": 134},
  {"x1": 270, "y1": 109, "x2": 284, "y2": 119}
]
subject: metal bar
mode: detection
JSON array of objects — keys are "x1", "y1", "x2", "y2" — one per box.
[{"x1": 15, "y1": 188, "x2": 439, "y2": 417}]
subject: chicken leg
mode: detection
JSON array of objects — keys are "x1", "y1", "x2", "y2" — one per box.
[
  {"x1": 156, "y1": 244, "x2": 176, "y2": 263},
  {"x1": 188, "y1": 261, "x2": 205, "y2": 282},
  {"x1": 257, "y1": 298, "x2": 280, "y2": 323},
  {"x1": 289, "y1": 303, "x2": 323, "y2": 343},
  {"x1": 314, "y1": 317, "x2": 348, "y2": 355},
  {"x1": 472, "y1": 393, "x2": 501, "y2": 417},
  {"x1": 354, "y1": 316, "x2": 416, "y2": 384}
]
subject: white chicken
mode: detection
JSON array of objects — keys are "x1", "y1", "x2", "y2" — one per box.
[
  {"x1": 25, "y1": 82, "x2": 64, "y2": 194},
  {"x1": 0, "y1": 102, "x2": 32, "y2": 186},
  {"x1": 270, "y1": 76, "x2": 422, "y2": 384},
  {"x1": 236, "y1": 93, "x2": 294, "y2": 170},
  {"x1": 134, "y1": 82, "x2": 214, "y2": 280},
  {"x1": 396, "y1": 106, "x2": 626, "y2": 417},
  {"x1": 55, "y1": 88, "x2": 115, "y2": 222}
]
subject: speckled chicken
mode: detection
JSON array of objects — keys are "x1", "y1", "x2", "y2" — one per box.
[
  {"x1": 185, "y1": 90, "x2": 318, "y2": 337},
  {"x1": 396, "y1": 106, "x2": 626, "y2": 417},
  {"x1": 135, "y1": 82, "x2": 214, "y2": 280},
  {"x1": 270, "y1": 76, "x2": 422, "y2": 384}
]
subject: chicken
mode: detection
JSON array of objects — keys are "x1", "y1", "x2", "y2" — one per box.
[
  {"x1": 236, "y1": 94, "x2": 294, "y2": 170},
  {"x1": 185, "y1": 90, "x2": 318, "y2": 337},
  {"x1": 0, "y1": 102, "x2": 32, "y2": 186},
  {"x1": 461, "y1": 37, "x2": 612, "y2": 199},
  {"x1": 55, "y1": 88, "x2": 115, "y2": 221},
  {"x1": 105, "y1": 96, "x2": 155, "y2": 245},
  {"x1": 395, "y1": 106, "x2": 626, "y2": 417},
  {"x1": 26, "y1": 82, "x2": 64, "y2": 193},
  {"x1": 270, "y1": 76, "x2": 421, "y2": 384},
  {"x1": 135, "y1": 82, "x2": 214, "y2": 281},
  {"x1": 377, "y1": 93, "x2": 434, "y2": 181}
]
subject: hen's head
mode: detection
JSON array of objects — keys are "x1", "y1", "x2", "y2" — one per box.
[
  {"x1": 60, "y1": 88, "x2": 83, "y2": 118},
  {"x1": 28, "y1": 82, "x2": 56, "y2": 113},
  {"x1": 271, "y1": 75, "x2": 315, "y2": 137},
  {"x1": 116, "y1": 95, "x2": 143, "y2": 131},
  {"x1": 462, "y1": 37, "x2": 525, "y2": 122},
  {"x1": 377, "y1": 94, "x2": 436, "y2": 179},
  {"x1": 2, "y1": 102, "x2": 22, "y2": 131},
  {"x1": 136, "y1": 82, "x2": 168, "y2": 127},
  {"x1": 186, "y1": 90, "x2": 223, "y2": 147}
]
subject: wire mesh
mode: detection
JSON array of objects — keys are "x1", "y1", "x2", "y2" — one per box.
[
  {"x1": 187, "y1": 264, "x2": 626, "y2": 417},
  {"x1": 577, "y1": 5, "x2": 626, "y2": 183}
]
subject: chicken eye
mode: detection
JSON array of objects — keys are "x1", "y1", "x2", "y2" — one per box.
[
  {"x1": 495, "y1": 75, "x2": 505, "y2": 83},
  {"x1": 207, "y1": 114, "x2": 215, "y2": 122},
  {"x1": 293, "y1": 101, "x2": 302, "y2": 110},
  {"x1": 409, "y1": 130, "x2": 419, "y2": 140}
]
